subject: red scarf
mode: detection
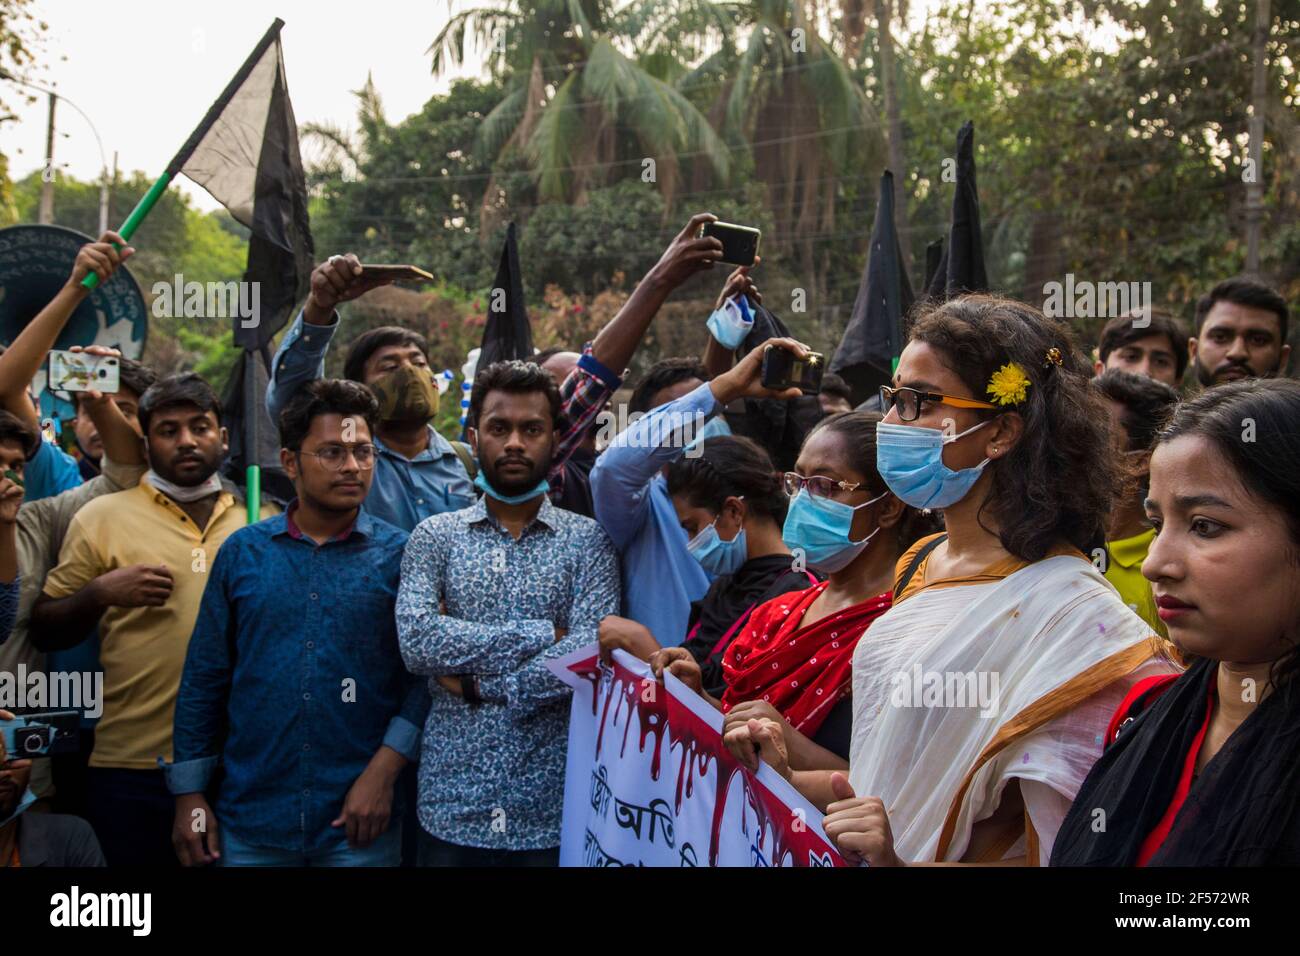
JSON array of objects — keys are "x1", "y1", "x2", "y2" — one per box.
[{"x1": 720, "y1": 582, "x2": 892, "y2": 735}]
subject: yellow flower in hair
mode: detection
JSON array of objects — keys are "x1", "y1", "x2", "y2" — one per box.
[{"x1": 986, "y1": 362, "x2": 1030, "y2": 406}]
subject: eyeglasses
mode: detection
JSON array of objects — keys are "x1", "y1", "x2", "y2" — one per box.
[
  {"x1": 878, "y1": 385, "x2": 999, "y2": 423},
  {"x1": 783, "y1": 471, "x2": 863, "y2": 501},
  {"x1": 299, "y1": 443, "x2": 377, "y2": 470}
]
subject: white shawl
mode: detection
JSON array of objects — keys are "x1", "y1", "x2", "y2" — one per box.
[{"x1": 849, "y1": 554, "x2": 1175, "y2": 864}]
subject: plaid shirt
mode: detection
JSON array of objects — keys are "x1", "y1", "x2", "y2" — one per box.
[{"x1": 547, "y1": 345, "x2": 620, "y2": 501}]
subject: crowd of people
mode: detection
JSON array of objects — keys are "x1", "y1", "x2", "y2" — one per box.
[{"x1": 1, "y1": 211, "x2": 1296, "y2": 867}]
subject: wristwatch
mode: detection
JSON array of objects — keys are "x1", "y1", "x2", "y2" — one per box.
[{"x1": 459, "y1": 674, "x2": 482, "y2": 706}]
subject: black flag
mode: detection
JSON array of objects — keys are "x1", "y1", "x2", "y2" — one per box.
[
  {"x1": 925, "y1": 121, "x2": 988, "y2": 301},
  {"x1": 173, "y1": 19, "x2": 312, "y2": 502},
  {"x1": 830, "y1": 170, "x2": 914, "y2": 405},
  {"x1": 478, "y1": 222, "x2": 533, "y2": 368},
  {"x1": 179, "y1": 19, "x2": 314, "y2": 348}
]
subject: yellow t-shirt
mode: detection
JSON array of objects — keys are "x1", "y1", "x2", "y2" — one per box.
[
  {"x1": 1104, "y1": 528, "x2": 1167, "y2": 638},
  {"x1": 42, "y1": 481, "x2": 278, "y2": 769}
]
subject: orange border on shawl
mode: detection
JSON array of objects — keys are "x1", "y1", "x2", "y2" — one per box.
[{"x1": 933, "y1": 635, "x2": 1170, "y2": 862}]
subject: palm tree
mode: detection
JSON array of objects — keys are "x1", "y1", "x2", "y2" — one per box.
[
  {"x1": 429, "y1": 0, "x2": 731, "y2": 214},
  {"x1": 680, "y1": 0, "x2": 883, "y2": 282}
]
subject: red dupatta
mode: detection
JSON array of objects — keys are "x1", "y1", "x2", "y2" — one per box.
[{"x1": 720, "y1": 582, "x2": 892, "y2": 735}]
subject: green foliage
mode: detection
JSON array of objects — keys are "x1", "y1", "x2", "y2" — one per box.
[{"x1": 13, "y1": 169, "x2": 249, "y2": 391}]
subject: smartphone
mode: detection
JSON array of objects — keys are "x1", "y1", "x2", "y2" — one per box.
[
  {"x1": 700, "y1": 222, "x2": 761, "y2": 267},
  {"x1": 47, "y1": 350, "x2": 120, "y2": 394},
  {"x1": 761, "y1": 344, "x2": 824, "y2": 394},
  {"x1": 0, "y1": 711, "x2": 79, "y2": 760},
  {"x1": 360, "y1": 264, "x2": 434, "y2": 283}
]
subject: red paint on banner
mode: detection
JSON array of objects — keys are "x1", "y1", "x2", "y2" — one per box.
[{"x1": 568, "y1": 654, "x2": 844, "y2": 867}]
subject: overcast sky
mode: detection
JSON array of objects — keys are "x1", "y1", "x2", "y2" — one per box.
[
  {"x1": 3, "y1": 0, "x2": 483, "y2": 211},
  {"x1": 3, "y1": 0, "x2": 973, "y2": 215}
]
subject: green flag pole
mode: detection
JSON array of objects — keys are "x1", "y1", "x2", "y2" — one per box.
[{"x1": 79, "y1": 172, "x2": 171, "y2": 290}]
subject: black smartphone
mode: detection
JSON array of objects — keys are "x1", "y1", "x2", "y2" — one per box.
[
  {"x1": 700, "y1": 222, "x2": 761, "y2": 267},
  {"x1": 761, "y1": 344, "x2": 824, "y2": 394}
]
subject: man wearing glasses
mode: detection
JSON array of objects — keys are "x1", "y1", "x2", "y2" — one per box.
[{"x1": 164, "y1": 380, "x2": 428, "y2": 867}]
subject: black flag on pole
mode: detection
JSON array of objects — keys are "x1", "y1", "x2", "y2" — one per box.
[
  {"x1": 924, "y1": 120, "x2": 988, "y2": 301},
  {"x1": 830, "y1": 170, "x2": 914, "y2": 405},
  {"x1": 175, "y1": 19, "x2": 312, "y2": 504},
  {"x1": 478, "y1": 222, "x2": 533, "y2": 368},
  {"x1": 179, "y1": 18, "x2": 314, "y2": 348}
]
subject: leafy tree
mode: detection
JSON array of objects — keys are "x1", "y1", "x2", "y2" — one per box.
[{"x1": 429, "y1": 0, "x2": 730, "y2": 208}]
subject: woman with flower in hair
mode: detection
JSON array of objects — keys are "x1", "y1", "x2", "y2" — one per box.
[{"x1": 726, "y1": 294, "x2": 1177, "y2": 866}]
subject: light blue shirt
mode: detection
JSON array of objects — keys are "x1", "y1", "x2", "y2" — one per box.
[
  {"x1": 266, "y1": 311, "x2": 475, "y2": 531},
  {"x1": 589, "y1": 381, "x2": 716, "y2": 646},
  {"x1": 23, "y1": 440, "x2": 82, "y2": 502}
]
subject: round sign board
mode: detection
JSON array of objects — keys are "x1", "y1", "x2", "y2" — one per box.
[{"x1": 0, "y1": 223, "x2": 148, "y2": 422}]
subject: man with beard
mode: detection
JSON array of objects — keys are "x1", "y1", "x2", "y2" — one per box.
[
  {"x1": 167, "y1": 380, "x2": 426, "y2": 866},
  {"x1": 265, "y1": 253, "x2": 622, "y2": 531},
  {"x1": 29, "y1": 374, "x2": 278, "y2": 866},
  {"x1": 396, "y1": 360, "x2": 618, "y2": 866},
  {"x1": 1188, "y1": 276, "x2": 1290, "y2": 388}
]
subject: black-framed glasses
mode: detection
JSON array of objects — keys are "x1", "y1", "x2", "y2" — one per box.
[
  {"x1": 299, "y1": 443, "x2": 377, "y2": 471},
  {"x1": 782, "y1": 471, "x2": 862, "y2": 501},
  {"x1": 879, "y1": 385, "x2": 999, "y2": 423}
]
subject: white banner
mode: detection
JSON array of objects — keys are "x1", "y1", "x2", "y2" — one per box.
[{"x1": 549, "y1": 647, "x2": 848, "y2": 867}]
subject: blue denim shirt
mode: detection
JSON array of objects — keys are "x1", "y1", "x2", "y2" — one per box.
[
  {"x1": 589, "y1": 381, "x2": 717, "y2": 645},
  {"x1": 165, "y1": 509, "x2": 429, "y2": 853},
  {"x1": 397, "y1": 495, "x2": 620, "y2": 850},
  {"x1": 265, "y1": 312, "x2": 476, "y2": 531}
]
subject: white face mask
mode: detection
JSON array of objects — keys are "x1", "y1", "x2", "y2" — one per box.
[{"x1": 144, "y1": 469, "x2": 223, "y2": 503}]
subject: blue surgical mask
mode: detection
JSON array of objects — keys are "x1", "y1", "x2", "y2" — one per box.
[
  {"x1": 706, "y1": 295, "x2": 754, "y2": 350},
  {"x1": 875, "y1": 420, "x2": 991, "y2": 510},
  {"x1": 686, "y1": 414, "x2": 732, "y2": 452},
  {"x1": 782, "y1": 488, "x2": 889, "y2": 573},
  {"x1": 686, "y1": 504, "x2": 748, "y2": 576},
  {"x1": 475, "y1": 470, "x2": 550, "y2": 504}
]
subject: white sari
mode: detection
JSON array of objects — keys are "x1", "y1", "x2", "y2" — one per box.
[{"x1": 848, "y1": 554, "x2": 1176, "y2": 864}]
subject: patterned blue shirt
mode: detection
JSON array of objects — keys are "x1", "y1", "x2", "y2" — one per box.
[
  {"x1": 396, "y1": 495, "x2": 619, "y2": 850},
  {"x1": 0, "y1": 575, "x2": 19, "y2": 645},
  {"x1": 165, "y1": 509, "x2": 429, "y2": 853}
]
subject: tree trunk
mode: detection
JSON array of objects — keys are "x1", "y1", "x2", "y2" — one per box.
[{"x1": 875, "y1": 0, "x2": 913, "y2": 277}]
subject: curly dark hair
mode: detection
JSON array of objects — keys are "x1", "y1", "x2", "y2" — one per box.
[
  {"x1": 278, "y1": 378, "x2": 380, "y2": 451},
  {"x1": 906, "y1": 294, "x2": 1117, "y2": 561},
  {"x1": 665, "y1": 434, "x2": 786, "y2": 525}
]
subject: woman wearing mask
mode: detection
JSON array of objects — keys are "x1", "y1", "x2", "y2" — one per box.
[
  {"x1": 1052, "y1": 379, "x2": 1300, "y2": 866},
  {"x1": 600, "y1": 435, "x2": 816, "y2": 664},
  {"x1": 654, "y1": 412, "x2": 934, "y2": 762},
  {"x1": 727, "y1": 295, "x2": 1175, "y2": 866}
]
